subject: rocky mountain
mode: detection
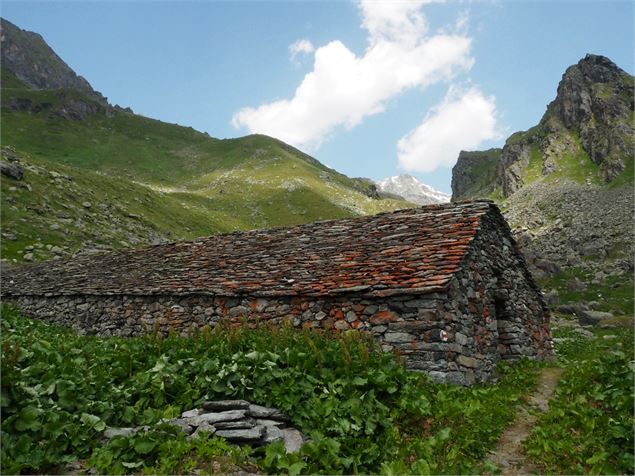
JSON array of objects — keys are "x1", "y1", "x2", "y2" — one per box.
[
  {"x1": 376, "y1": 174, "x2": 450, "y2": 205},
  {"x1": 452, "y1": 54, "x2": 633, "y2": 201},
  {"x1": 0, "y1": 18, "x2": 106, "y2": 103},
  {"x1": 450, "y1": 54, "x2": 634, "y2": 321},
  {"x1": 0, "y1": 18, "x2": 412, "y2": 264}
]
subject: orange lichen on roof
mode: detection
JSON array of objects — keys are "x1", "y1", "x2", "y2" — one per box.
[{"x1": 4, "y1": 201, "x2": 497, "y2": 298}]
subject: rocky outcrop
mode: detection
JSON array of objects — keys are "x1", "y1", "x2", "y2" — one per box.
[
  {"x1": 551, "y1": 54, "x2": 634, "y2": 180},
  {"x1": 351, "y1": 177, "x2": 381, "y2": 199},
  {"x1": 497, "y1": 140, "x2": 533, "y2": 197},
  {"x1": 451, "y1": 149, "x2": 501, "y2": 201},
  {"x1": 0, "y1": 153, "x2": 23, "y2": 180},
  {"x1": 103, "y1": 400, "x2": 305, "y2": 453},
  {"x1": 5, "y1": 90, "x2": 108, "y2": 120},
  {"x1": 0, "y1": 18, "x2": 107, "y2": 104}
]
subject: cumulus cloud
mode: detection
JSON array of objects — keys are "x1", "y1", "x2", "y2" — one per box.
[
  {"x1": 232, "y1": 0, "x2": 473, "y2": 150},
  {"x1": 397, "y1": 85, "x2": 500, "y2": 173},
  {"x1": 289, "y1": 39, "x2": 315, "y2": 62}
]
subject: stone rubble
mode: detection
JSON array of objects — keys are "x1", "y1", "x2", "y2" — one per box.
[
  {"x1": 103, "y1": 400, "x2": 305, "y2": 454},
  {"x1": 505, "y1": 181, "x2": 633, "y2": 282}
]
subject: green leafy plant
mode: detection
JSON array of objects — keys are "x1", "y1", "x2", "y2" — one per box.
[
  {"x1": 524, "y1": 328, "x2": 634, "y2": 475},
  {"x1": 0, "y1": 305, "x2": 547, "y2": 474}
]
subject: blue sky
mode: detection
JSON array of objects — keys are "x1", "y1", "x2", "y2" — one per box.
[{"x1": 2, "y1": 1, "x2": 633, "y2": 193}]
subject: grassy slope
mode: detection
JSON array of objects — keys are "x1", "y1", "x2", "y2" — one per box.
[
  {"x1": 523, "y1": 323, "x2": 634, "y2": 475},
  {"x1": 1, "y1": 74, "x2": 387, "y2": 192},
  {"x1": 0, "y1": 146, "x2": 408, "y2": 263},
  {"x1": 0, "y1": 148, "x2": 245, "y2": 262},
  {"x1": 0, "y1": 77, "x2": 411, "y2": 262}
]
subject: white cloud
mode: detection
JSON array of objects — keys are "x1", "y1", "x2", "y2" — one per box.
[
  {"x1": 289, "y1": 39, "x2": 315, "y2": 62},
  {"x1": 232, "y1": 1, "x2": 473, "y2": 150},
  {"x1": 359, "y1": 0, "x2": 430, "y2": 45},
  {"x1": 397, "y1": 85, "x2": 500, "y2": 173}
]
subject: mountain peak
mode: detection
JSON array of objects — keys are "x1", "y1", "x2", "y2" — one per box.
[
  {"x1": 576, "y1": 54, "x2": 623, "y2": 79},
  {"x1": 451, "y1": 54, "x2": 633, "y2": 201},
  {"x1": 546, "y1": 53, "x2": 634, "y2": 179},
  {"x1": 377, "y1": 175, "x2": 450, "y2": 205},
  {"x1": 0, "y1": 17, "x2": 107, "y2": 104}
]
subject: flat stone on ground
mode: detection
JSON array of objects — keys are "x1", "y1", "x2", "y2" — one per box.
[
  {"x1": 202, "y1": 399, "x2": 250, "y2": 411},
  {"x1": 215, "y1": 426, "x2": 266, "y2": 444},
  {"x1": 190, "y1": 422, "x2": 216, "y2": 439},
  {"x1": 181, "y1": 409, "x2": 200, "y2": 418},
  {"x1": 255, "y1": 418, "x2": 285, "y2": 427},
  {"x1": 104, "y1": 427, "x2": 136, "y2": 439},
  {"x1": 281, "y1": 428, "x2": 305, "y2": 454},
  {"x1": 190, "y1": 409, "x2": 247, "y2": 426},
  {"x1": 248, "y1": 404, "x2": 289, "y2": 421},
  {"x1": 214, "y1": 418, "x2": 256, "y2": 430},
  {"x1": 262, "y1": 425, "x2": 284, "y2": 444},
  {"x1": 163, "y1": 418, "x2": 194, "y2": 435},
  {"x1": 578, "y1": 309, "x2": 614, "y2": 325}
]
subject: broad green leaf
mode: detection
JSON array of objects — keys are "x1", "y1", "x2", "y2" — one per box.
[
  {"x1": 352, "y1": 377, "x2": 367, "y2": 386},
  {"x1": 14, "y1": 406, "x2": 42, "y2": 432},
  {"x1": 133, "y1": 437, "x2": 157, "y2": 455},
  {"x1": 56, "y1": 380, "x2": 77, "y2": 409},
  {"x1": 411, "y1": 459, "x2": 431, "y2": 475}
]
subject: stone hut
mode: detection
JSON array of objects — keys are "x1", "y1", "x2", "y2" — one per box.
[{"x1": 3, "y1": 201, "x2": 552, "y2": 385}]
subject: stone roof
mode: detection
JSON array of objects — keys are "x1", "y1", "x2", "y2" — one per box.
[{"x1": 4, "y1": 201, "x2": 504, "y2": 298}]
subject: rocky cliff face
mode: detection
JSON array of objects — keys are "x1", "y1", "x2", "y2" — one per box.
[
  {"x1": 451, "y1": 149, "x2": 501, "y2": 201},
  {"x1": 551, "y1": 54, "x2": 634, "y2": 180},
  {"x1": 496, "y1": 55, "x2": 633, "y2": 196},
  {"x1": 0, "y1": 18, "x2": 106, "y2": 104}
]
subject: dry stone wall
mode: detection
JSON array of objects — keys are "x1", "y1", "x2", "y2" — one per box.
[{"x1": 13, "y1": 292, "x2": 460, "y2": 377}]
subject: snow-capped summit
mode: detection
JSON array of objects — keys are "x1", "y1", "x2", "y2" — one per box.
[{"x1": 376, "y1": 175, "x2": 451, "y2": 205}]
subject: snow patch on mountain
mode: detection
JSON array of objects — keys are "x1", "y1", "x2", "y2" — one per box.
[{"x1": 376, "y1": 175, "x2": 450, "y2": 205}]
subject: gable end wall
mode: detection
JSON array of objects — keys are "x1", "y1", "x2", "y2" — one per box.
[{"x1": 439, "y1": 210, "x2": 553, "y2": 385}]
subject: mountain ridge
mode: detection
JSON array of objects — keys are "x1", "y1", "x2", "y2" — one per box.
[{"x1": 0, "y1": 18, "x2": 107, "y2": 103}]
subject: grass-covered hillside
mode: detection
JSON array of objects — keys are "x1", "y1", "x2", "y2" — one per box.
[{"x1": 1, "y1": 71, "x2": 411, "y2": 263}]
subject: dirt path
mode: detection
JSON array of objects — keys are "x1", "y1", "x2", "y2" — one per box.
[{"x1": 487, "y1": 367, "x2": 563, "y2": 475}]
